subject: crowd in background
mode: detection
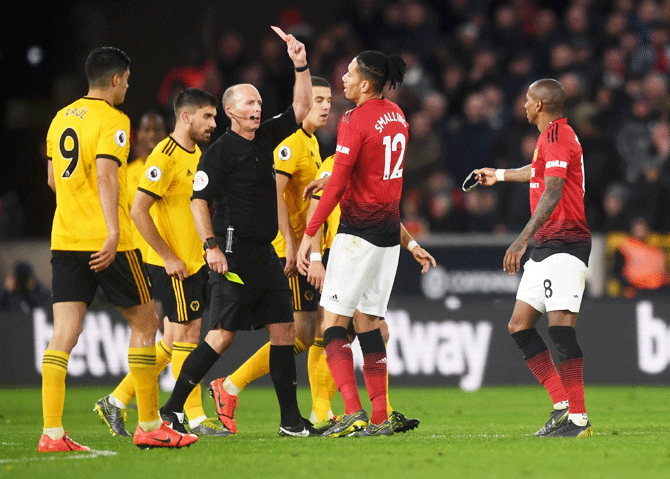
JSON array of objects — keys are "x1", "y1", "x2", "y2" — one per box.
[
  {"x1": 149, "y1": 0, "x2": 670, "y2": 239},
  {"x1": 2, "y1": 0, "x2": 670, "y2": 297}
]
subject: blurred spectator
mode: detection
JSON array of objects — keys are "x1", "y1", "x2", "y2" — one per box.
[
  {"x1": 467, "y1": 47, "x2": 503, "y2": 91},
  {"x1": 598, "y1": 46, "x2": 627, "y2": 91},
  {"x1": 643, "y1": 71, "x2": 670, "y2": 121},
  {"x1": 501, "y1": 51, "x2": 538, "y2": 107},
  {"x1": 214, "y1": 30, "x2": 249, "y2": 90},
  {"x1": 557, "y1": 71, "x2": 589, "y2": 125},
  {"x1": 615, "y1": 97, "x2": 657, "y2": 183},
  {"x1": 463, "y1": 186, "x2": 503, "y2": 233},
  {"x1": 400, "y1": 188, "x2": 430, "y2": 239},
  {"x1": 547, "y1": 42, "x2": 575, "y2": 78},
  {"x1": 610, "y1": 215, "x2": 670, "y2": 298},
  {"x1": 439, "y1": 61, "x2": 467, "y2": 117},
  {"x1": 602, "y1": 182, "x2": 633, "y2": 232},
  {"x1": 424, "y1": 169, "x2": 465, "y2": 232},
  {"x1": 1, "y1": 261, "x2": 50, "y2": 312},
  {"x1": 157, "y1": 43, "x2": 221, "y2": 111},
  {"x1": 404, "y1": 110, "x2": 444, "y2": 191},
  {"x1": 628, "y1": 123, "x2": 670, "y2": 233},
  {"x1": 488, "y1": 3, "x2": 528, "y2": 65},
  {"x1": 575, "y1": 116, "x2": 623, "y2": 233},
  {"x1": 495, "y1": 132, "x2": 537, "y2": 233},
  {"x1": 480, "y1": 82, "x2": 508, "y2": 131},
  {"x1": 443, "y1": 91, "x2": 496, "y2": 183},
  {"x1": 528, "y1": 8, "x2": 562, "y2": 74},
  {"x1": 420, "y1": 89, "x2": 449, "y2": 131},
  {"x1": 491, "y1": 91, "x2": 537, "y2": 170}
]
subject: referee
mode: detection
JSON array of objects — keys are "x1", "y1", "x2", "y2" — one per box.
[{"x1": 160, "y1": 32, "x2": 318, "y2": 436}]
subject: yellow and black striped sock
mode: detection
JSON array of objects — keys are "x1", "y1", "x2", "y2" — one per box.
[
  {"x1": 173, "y1": 342, "x2": 206, "y2": 422},
  {"x1": 42, "y1": 350, "x2": 69, "y2": 430},
  {"x1": 128, "y1": 345, "x2": 160, "y2": 430},
  {"x1": 112, "y1": 339, "x2": 172, "y2": 406}
]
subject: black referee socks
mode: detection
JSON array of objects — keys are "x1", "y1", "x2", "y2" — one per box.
[
  {"x1": 163, "y1": 341, "x2": 220, "y2": 413},
  {"x1": 270, "y1": 344, "x2": 301, "y2": 428}
]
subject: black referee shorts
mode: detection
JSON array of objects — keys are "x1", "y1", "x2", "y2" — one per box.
[
  {"x1": 147, "y1": 264, "x2": 208, "y2": 323},
  {"x1": 51, "y1": 249, "x2": 152, "y2": 308},
  {"x1": 279, "y1": 257, "x2": 319, "y2": 312},
  {"x1": 207, "y1": 245, "x2": 293, "y2": 331}
]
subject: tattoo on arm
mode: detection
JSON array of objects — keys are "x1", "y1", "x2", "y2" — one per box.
[
  {"x1": 506, "y1": 164, "x2": 532, "y2": 182},
  {"x1": 518, "y1": 175, "x2": 564, "y2": 243}
]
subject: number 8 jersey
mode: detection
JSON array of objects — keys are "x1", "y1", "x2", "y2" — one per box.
[
  {"x1": 47, "y1": 97, "x2": 134, "y2": 252},
  {"x1": 305, "y1": 98, "x2": 408, "y2": 247}
]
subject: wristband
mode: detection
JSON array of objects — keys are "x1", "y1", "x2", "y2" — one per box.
[
  {"x1": 407, "y1": 240, "x2": 419, "y2": 251},
  {"x1": 294, "y1": 64, "x2": 309, "y2": 72},
  {"x1": 310, "y1": 252, "x2": 322, "y2": 262},
  {"x1": 495, "y1": 169, "x2": 506, "y2": 182}
]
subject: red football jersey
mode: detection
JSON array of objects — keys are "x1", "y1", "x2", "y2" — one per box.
[
  {"x1": 305, "y1": 98, "x2": 408, "y2": 247},
  {"x1": 530, "y1": 118, "x2": 591, "y2": 263}
]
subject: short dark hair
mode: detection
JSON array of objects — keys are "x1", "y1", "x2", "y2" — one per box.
[
  {"x1": 85, "y1": 47, "x2": 131, "y2": 89},
  {"x1": 356, "y1": 51, "x2": 406, "y2": 93},
  {"x1": 174, "y1": 88, "x2": 217, "y2": 114},
  {"x1": 311, "y1": 76, "x2": 331, "y2": 89}
]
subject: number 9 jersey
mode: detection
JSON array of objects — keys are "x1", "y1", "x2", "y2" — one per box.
[{"x1": 47, "y1": 97, "x2": 134, "y2": 252}]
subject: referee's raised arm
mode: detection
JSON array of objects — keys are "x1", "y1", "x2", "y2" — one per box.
[{"x1": 284, "y1": 33, "x2": 312, "y2": 125}]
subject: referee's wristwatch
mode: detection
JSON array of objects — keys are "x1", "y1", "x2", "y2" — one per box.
[{"x1": 203, "y1": 237, "x2": 218, "y2": 251}]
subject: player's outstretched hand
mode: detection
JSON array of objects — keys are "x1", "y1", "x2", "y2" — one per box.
[
  {"x1": 473, "y1": 168, "x2": 497, "y2": 187},
  {"x1": 411, "y1": 245, "x2": 437, "y2": 274},
  {"x1": 302, "y1": 176, "x2": 329, "y2": 201}
]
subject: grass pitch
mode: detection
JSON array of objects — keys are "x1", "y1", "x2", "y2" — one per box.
[{"x1": 1, "y1": 385, "x2": 669, "y2": 478}]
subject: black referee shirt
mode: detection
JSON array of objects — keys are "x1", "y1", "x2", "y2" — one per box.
[{"x1": 192, "y1": 106, "x2": 299, "y2": 262}]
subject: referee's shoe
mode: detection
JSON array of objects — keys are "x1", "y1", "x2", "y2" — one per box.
[{"x1": 278, "y1": 417, "x2": 320, "y2": 437}]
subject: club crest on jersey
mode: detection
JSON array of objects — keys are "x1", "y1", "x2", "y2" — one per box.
[
  {"x1": 146, "y1": 165, "x2": 162, "y2": 182},
  {"x1": 278, "y1": 145, "x2": 291, "y2": 161},
  {"x1": 193, "y1": 171, "x2": 209, "y2": 191},
  {"x1": 115, "y1": 129, "x2": 128, "y2": 147}
]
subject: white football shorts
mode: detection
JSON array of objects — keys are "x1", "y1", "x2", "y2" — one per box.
[
  {"x1": 516, "y1": 253, "x2": 587, "y2": 314},
  {"x1": 320, "y1": 233, "x2": 400, "y2": 318}
]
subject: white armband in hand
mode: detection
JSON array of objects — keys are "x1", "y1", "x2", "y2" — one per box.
[
  {"x1": 495, "y1": 169, "x2": 506, "y2": 182},
  {"x1": 407, "y1": 240, "x2": 419, "y2": 251},
  {"x1": 310, "y1": 252, "x2": 322, "y2": 262}
]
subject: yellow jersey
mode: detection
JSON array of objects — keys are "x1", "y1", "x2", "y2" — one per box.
[
  {"x1": 314, "y1": 155, "x2": 341, "y2": 251},
  {"x1": 271, "y1": 128, "x2": 322, "y2": 257},
  {"x1": 47, "y1": 97, "x2": 133, "y2": 251},
  {"x1": 127, "y1": 156, "x2": 151, "y2": 260},
  {"x1": 136, "y1": 136, "x2": 205, "y2": 275}
]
